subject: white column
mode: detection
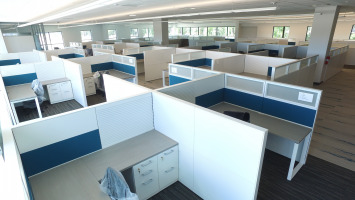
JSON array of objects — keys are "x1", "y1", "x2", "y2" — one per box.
[
  {"x1": 307, "y1": 6, "x2": 339, "y2": 83},
  {"x1": 0, "y1": 29, "x2": 8, "y2": 54},
  {"x1": 153, "y1": 19, "x2": 169, "y2": 45},
  {"x1": 234, "y1": 21, "x2": 240, "y2": 41}
]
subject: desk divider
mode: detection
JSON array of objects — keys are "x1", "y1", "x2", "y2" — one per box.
[
  {"x1": 144, "y1": 47, "x2": 175, "y2": 81},
  {"x1": 44, "y1": 48, "x2": 85, "y2": 61},
  {"x1": 34, "y1": 61, "x2": 66, "y2": 82},
  {"x1": 0, "y1": 64, "x2": 37, "y2": 86},
  {"x1": 0, "y1": 51, "x2": 47, "y2": 66}
]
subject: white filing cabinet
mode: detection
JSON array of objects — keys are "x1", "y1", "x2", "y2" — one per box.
[
  {"x1": 133, "y1": 146, "x2": 178, "y2": 200},
  {"x1": 47, "y1": 81, "x2": 74, "y2": 104},
  {"x1": 84, "y1": 77, "x2": 96, "y2": 96}
]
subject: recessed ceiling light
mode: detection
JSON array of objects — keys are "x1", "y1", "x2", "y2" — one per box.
[
  {"x1": 129, "y1": 14, "x2": 136, "y2": 17},
  {"x1": 190, "y1": 7, "x2": 196, "y2": 9}
]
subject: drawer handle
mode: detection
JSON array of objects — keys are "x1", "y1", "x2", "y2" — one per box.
[
  {"x1": 142, "y1": 179, "x2": 153, "y2": 185},
  {"x1": 141, "y1": 160, "x2": 152, "y2": 167},
  {"x1": 165, "y1": 167, "x2": 175, "y2": 173},
  {"x1": 141, "y1": 170, "x2": 153, "y2": 177},
  {"x1": 164, "y1": 149, "x2": 174, "y2": 156}
]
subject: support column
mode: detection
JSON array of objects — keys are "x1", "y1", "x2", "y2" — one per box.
[
  {"x1": 153, "y1": 19, "x2": 169, "y2": 45},
  {"x1": 0, "y1": 29, "x2": 8, "y2": 54},
  {"x1": 307, "y1": 6, "x2": 339, "y2": 83},
  {"x1": 234, "y1": 21, "x2": 240, "y2": 41}
]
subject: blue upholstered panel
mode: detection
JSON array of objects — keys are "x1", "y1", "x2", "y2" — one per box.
[
  {"x1": 224, "y1": 88, "x2": 263, "y2": 112},
  {"x1": 113, "y1": 62, "x2": 135, "y2": 75},
  {"x1": 205, "y1": 58, "x2": 212, "y2": 67},
  {"x1": 169, "y1": 75, "x2": 190, "y2": 85},
  {"x1": 267, "y1": 67, "x2": 272, "y2": 76},
  {"x1": 177, "y1": 58, "x2": 207, "y2": 67},
  {"x1": 128, "y1": 53, "x2": 144, "y2": 60},
  {"x1": 91, "y1": 62, "x2": 113, "y2": 72},
  {"x1": 58, "y1": 53, "x2": 76, "y2": 59},
  {"x1": 229, "y1": 39, "x2": 235, "y2": 42},
  {"x1": 196, "y1": 89, "x2": 224, "y2": 108},
  {"x1": 0, "y1": 59, "x2": 21, "y2": 66},
  {"x1": 248, "y1": 49, "x2": 266, "y2": 53},
  {"x1": 268, "y1": 50, "x2": 279, "y2": 57},
  {"x1": 202, "y1": 45, "x2": 219, "y2": 50},
  {"x1": 3, "y1": 73, "x2": 38, "y2": 86},
  {"x1": 288, "y1": 42, "x2": 296, "y2": 45},
  {"x1": 74, "y1": 54, "x2": 84, "y2": 58},
  {"x1": 262, "y1": 98, "x2": 316, "y2": 127},
  {"x1": 21, "y1": 129, "x2": 102, "y2": 177}
]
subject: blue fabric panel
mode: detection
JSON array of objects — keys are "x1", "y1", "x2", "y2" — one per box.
[
  {"x1": 262, "y1": 98, "x2": 316, "y2": 127},
  {"x1": 91, "y1": 62, "x2": 113, "y2": 72},
  {"x1": 267, "y1": 67, "x2": 272, "y2": 76},
  {"x1": 202, "y1": 45, "x2": 219, "y2": 50},
  {"x1": 196, "y1": 89, "x2": 224, "y2": 108},
  {"x1": 74, "y1": 54, "x2": 84, "y2": 58},
  {"x1": 248, "y1": 49, "x2": 266, "y2": 53},
  {"x1": 224, "y1": 88, "x2": 263, "y2": 112},
  {"x1": 140, "y1": 45, "x2": 152, "y2": 47},
  {"x1": 128, "y1": 53, "x2": 144, "y2": 60},
  {"x1": 169, "y1": 75, "x2": 190, "y2": 85},
  {"x1": 177, "y1": 58, "x2": 206, "y2": 67},
  {"x1": 3, "y1": 73, "x2": 38, "y2": 86},
  {"x1": 113, "y1": 62, "x2": 135, "y2": 75},
  {"x1": 21, "y1": 129, "x2": 102, "y2": 177},
  {"x1": 268, "y1": 50, "x2": 279, "y2": 57},
  {"x1": 0, "y1": 59, "x2": 21, "y2": 66},
  {"x1": 229, "y1": 39, "x2": 235, "y2": 42},
  {"x1": 58, "y1": 53, "x2": 76, "y2": 59},
  {"x1": 205, "y1": 58, "x2": 212, "y2": 67},
  {"x1": 288, "y1": 42, "x2": 296, "y2": 45}
]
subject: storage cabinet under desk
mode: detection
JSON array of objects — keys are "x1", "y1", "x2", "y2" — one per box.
[{"x1": 42, "y1": 78, "x2": 74, "y2": 104}]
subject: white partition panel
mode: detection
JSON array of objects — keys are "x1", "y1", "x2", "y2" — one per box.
[
  {"x1": 33, "y1": 50, "x2": 48, "y2": 62},
  {"x1": 62, "y1": 60, "x2": 87, "y2": 107},
  {"x1": 152, "y1": 92, "x2": 195, "y2": 190},
  {"x1": 268, "y1": 57, "x2": 296, "y2": 68},
  {"x1": 225, "y1": 74, "x2": 265, "y2": 96},
  {"x1": 213, "y1": 54, "x2": 245, "y2": 74},
  {"x1": 282, "y1": 46, "x2": 298, "y2": 58},
  {"x1": 144, "y1": 48, "x2": 175, "y2": 81},
  {"x1": 190, "y1": 51, "x2": 205, "y2": 60},
  {"x1": 0, "y1": 63, "x2": 35, "y2": 77},
  {"x1": 0, "y1": 74, "x2": 15, "y2": 122},
  {"x1": 95, "y1": 93, "x2": 154, "y2": 148},
  {"x1": 175, "y1": 48, "x2": 201, "y2": 54},
  {"x1": 13, "y1": 108, "x2": 98, "y2": 154},
  {"x1": 172, "y1": 53, "x2": 190, "y2": 63},
  {"x1": 0, "y1": 53, "x2": 19, "y2": 60},
  {"x1": 244, "y1": 55, "x2": 270, "y2": 75},
  {"x1": 193, "y1": 107, "x2": 267, "y2": 200},
  {"x1": 249, "y1": 50, "x2": 269, "y2": 56},
  {"x1": 103, "y1": 74, "x2": 151, "y2": 102},
  {"x1": 18, "y1": 52, "x2": 40, "y2": 64},
  {"x1": 34, "y1": 61, "x2": 66, "y2": 82}
]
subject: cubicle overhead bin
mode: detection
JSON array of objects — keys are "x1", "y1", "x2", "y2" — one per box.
[
  {"x1": 0, "y1": 59, "x2": 87, "y2": 124},
  {"x1": 157, "y1": 72, "x2": 322, "y2": 181},
  {"x1": 11, "y1": 84, "x2": 267, "y2": 200},
  {"x1": 0, "y1": 50, "x2": 47, "y2": 66},
  {"x1": 44, "y1": 48, "x2": 85, "y2": 61}
]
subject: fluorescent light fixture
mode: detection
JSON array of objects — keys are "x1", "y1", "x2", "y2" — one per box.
[
  {"x1": 18, "y1": 0, "x2": 124, "y2": 27},
  {"x1": 190, "y1": 7, "x2": 196, "y2": 10},
  {"x1": 129, "y1": 15, "x2": 137, "y2": 17}
]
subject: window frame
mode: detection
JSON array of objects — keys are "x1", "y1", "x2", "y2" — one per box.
[
  {"x1": 349, "y1": 24, "x2": 355, "y2": 40},
  {"x1": 40, "y1": 31, "x2": 64, "y2": 50},
  {"x1": 305, "y1": 26, "x2": 312, "y2": 41},
  {"x1": 107, "y1": 29, "x2": 117, "y2": 40},
  {"x1": 130, "y1": 28, "x2": 139, "y2": 38},
  {"x1": 272, "y1": 26, "x2": 290, "y2": 39},
  {"x1": 80, "y1": 30, "x2": 93, "y2": 42}
]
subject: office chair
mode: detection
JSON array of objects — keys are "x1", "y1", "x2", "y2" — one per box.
[{"x1": 223, "y1": 111, "x2": 250, "y2": 123}]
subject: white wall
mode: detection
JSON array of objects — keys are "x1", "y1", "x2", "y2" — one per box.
[
  {"x1": 0, "y1": 30, "x2": 8, "y2": 54},
  {"x1": 3, "y1": 36, "x2": 35, "y2": 53},
  {"x1": 239, "y1": 26, "x2": 258, "y2": 38}
]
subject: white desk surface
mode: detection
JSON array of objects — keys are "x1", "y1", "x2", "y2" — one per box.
[
  {"x1": 41, "y1": 77, "x2": 70, "y2": 86},
  {"x1": 6, "y1": 83, "x2": 36, "y2": 102},
  {"x1": 29, "y1": 130, "x2": 177, "y2": 200},
  {"x1": 86, "y1": 69, "x2": 135, "y2": 80},
  {"x1": 209, "y1": 102, "x2": 311, "y2": 143},
  {"x1": 239, "y1": 72, "x2": 271, "y2": 80}
]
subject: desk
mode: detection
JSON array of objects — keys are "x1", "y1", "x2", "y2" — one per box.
[
  {"x1": 6, "y1": 83, "x2": 42, "y2": 124},
  {"x1": 209, "y1": 102, "x2": 312, "y2": 180},
  {"x1": 29, "y1": 130, "x2": 178, "y2": 200},
  {"x1": 41, "y1": 77, "x2": 70, "y2": 86}
]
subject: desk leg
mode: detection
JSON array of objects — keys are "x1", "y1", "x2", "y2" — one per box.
[
  {"x1": 35, "y1": 97, "x2": 42, "y2": 119},
  {"x1": 10, "y1": 102, "x2": 19, "y2": 124}
]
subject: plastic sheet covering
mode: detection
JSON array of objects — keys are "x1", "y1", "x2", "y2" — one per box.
[
  {"x1": 24, "y1": 79, "x2": 45, "y2": 108},
  {"x1": 100, "y1": 167, "x2": 139, "y2": 200}
]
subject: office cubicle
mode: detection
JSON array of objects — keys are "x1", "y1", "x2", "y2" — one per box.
[
  {"x1": 0, "y1": 50, "x2": 47, "y2": 66},
  {"x1": 44, "y1": 48, "x2": 85, "y2": 61}
]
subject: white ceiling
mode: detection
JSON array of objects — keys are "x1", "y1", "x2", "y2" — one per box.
[{"x1": 0, "y1": 0, "x2": 355, "y2": 26}]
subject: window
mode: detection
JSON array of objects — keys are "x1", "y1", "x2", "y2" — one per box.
[
  {"x1": 142, "y1": 28, "x2": 149, "y2": 38},
  {"x1": 39, "y1": 32, "x2": 64, "y2": 50},
  {"x1": 272, "y1": 26, "x2": 290, "y2": 38},
  {"x1": 305, "y1": 26, "x2": 312, "y2": 41},
  {"x1": 130, "y1": 28, "x2": 138, "y2": 38},
  {"x1": 80, "y1": 30, "x2": 92, "y2": 42},
  {"x1": 108, "y1": 30, "x2": 116, "y2": 40},
  {"x1": 191, "y1": 27, "x2": 199, "y2": 36},
  {"x1": 349, "y1": 25, "x2": 355, "y2": 40},
  {"x1": 207, "y1": 27, "x2": 217, "y2": 36},
  {"x1": 169, "y1": 27, "x2": 182, "y2": 36},
  {"x1": 227, "y1": 27, "x2": 236, "y2": 38},
  {"x1": 217, "y1": 27, "x2": 227, "y2": 36},
  {"x1": 183, "y1": 27, "x2": 191, "y2": 36},
  {"x1": 149, "y1": 28, "x2": 154, "y2": 37},
  {"x1": 199, "y1": 27, "x2": 207, "y2": 36}
]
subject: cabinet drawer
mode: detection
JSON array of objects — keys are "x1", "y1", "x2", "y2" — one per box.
[
  {"x1": 60, "y1": 81, "x2": 72, "y2": 92},
  {"x1": 158, "y1": 146, "x2": 179, "y2": 189},
  {"x1": 47, "y1": 84, "x2": 60, "y2": 93},
  {"x1": 133, "y1": 156, "x2": 159, "y2": 200},
  {"x1": 62, "y1": 90, "x2": 74, "y2": 100},
  {"x1": 48, "y1": 92, "x2": 62, "y2": 104}
]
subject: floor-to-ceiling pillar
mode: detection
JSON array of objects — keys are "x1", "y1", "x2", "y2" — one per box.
[
  {"x1": 153, "y1": 19, "x2": 169, "y2": 45},
  {"x1": 234, "y1": 21, "x2": 240, "y2": 41},
  {"x1": 307, "y1": 6, "x2": 339, "y2": 83}
]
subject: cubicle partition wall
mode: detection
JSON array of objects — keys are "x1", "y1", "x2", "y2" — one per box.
[
  {"x1": 69, "y1": 42, "x2": 83, "y2": 48},
  {"x1": 92, "y1": 44, "x2": 115, "y2": 55},
  {"x1": 143, "y1": 47, "x2": 175, "y2": 81},
  {"x1": 215, "y1": 41, "x2": 238, "y2": 53},
  {"x1": 281, "y1": 46, "x2": 298, "y2": 58},
  {"x1": 271, "y1": 55, "x2": 318, "y2": 87},
  {"x1": 323, "y1": 45, "x2": 348, "y2": 81},
  {"x1": 157, "y1": 73, "x2": 322, "y2": 181},
  {"x1": 44, "y1": 48, "x2": 85, "y2": 61},
  {"x1": 296, "y1": 46, "x2": 308, "y2": 59},
  {"x1": 0, "y1": 50, "x2": 47, "y2": 66},
  {"x1": 168, "y1": 63, "x2": 221, "y2": 86}
]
